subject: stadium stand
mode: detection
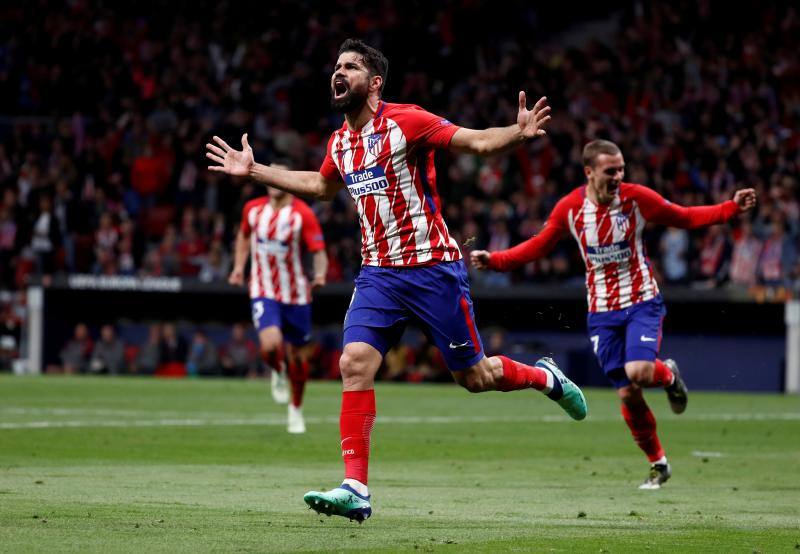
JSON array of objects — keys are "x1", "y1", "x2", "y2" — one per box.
[{"x1": 0, "y1": 1, "x2": 798, "y2": 377}]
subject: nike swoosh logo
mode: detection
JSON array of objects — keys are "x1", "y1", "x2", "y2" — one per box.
[
  {"x1": 640, "y1": 335, "x2": 657, "y2": 342},
  {"x1": 448, "y1": 341, "x2": 470, "y2": 349}
]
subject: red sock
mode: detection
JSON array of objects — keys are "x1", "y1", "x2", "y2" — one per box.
[
  {"x1": 340, "y1": 390, "x2": 376, "y2": 485},
  {"x1": 288, "y1": 358, "x2": 309, "y2": 407},
  {"x1": 621, "y1": 401, "x2": 665, "y2": 462},
  {"x1": 496, "y1": 356, "x2": 548, "y2": 392},
  {"x1": 652, "y1": 359, "x2": 675, "y2": 387},
  {"x1": 262, "y1": 345, "x2": 285, "y2": 374}
]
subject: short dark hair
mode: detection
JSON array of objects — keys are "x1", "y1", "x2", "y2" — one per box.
[
  {"x1": 338, "y1": 38, "x2": 388, "y2": 93},
  {"x1": 582, "y1": 140, "x2": 622, "y2": 167}
]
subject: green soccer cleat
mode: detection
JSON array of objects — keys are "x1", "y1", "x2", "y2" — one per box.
[
  {"x1": 304, "y1": 485, "x2": 372, "y2": 522},
  {"x1": 535, "y1": 357, "x2": 588, "y2": 421}
]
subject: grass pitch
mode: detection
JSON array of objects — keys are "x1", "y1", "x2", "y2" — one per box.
[{"x1": 0, "y1": 376, "x2": 798, "y2": 553}]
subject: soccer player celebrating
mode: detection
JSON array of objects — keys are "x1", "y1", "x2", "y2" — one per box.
[
  {"x1": 472, "y1": 139, "x2": 757, "y2": 489},
  {"x1": 207, "y1": 38, "x2": 587, "y2": 521},
  {"x1": 228, "y1": 163, "x2": 328, "y2": 434}
]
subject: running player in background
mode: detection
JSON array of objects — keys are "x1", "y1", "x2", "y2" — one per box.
[
  {"x1": 208, "y1": 38, "x2": 587, "y2": 522},
  {"x1": 472, "y1": 139, "x2": 757, "y2": 489},
  {"x1": 228, "y1": 162, "x2": 328, "y2": 434}
]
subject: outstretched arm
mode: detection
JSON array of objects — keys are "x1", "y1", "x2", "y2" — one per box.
[
  {"x1": 471, "y1": 199, "x2": 570, "y2": 272},
  {"x1": 449, "y1": 92, "x2": 551, "y2": 156},
  {"x1": 634, "y1": 186, "x2": 757, "y2": 228},
  {"x1": 206, "y1": 134, "x2": 344, "y2": 201}
]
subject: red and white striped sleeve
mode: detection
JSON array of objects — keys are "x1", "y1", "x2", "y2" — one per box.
[
  {"x1": 394, "y1": 105, "x2": 461, "y2": 149},
  {"x1": 295, "y1": 200, "x2": 325, "y2": 253},
  {"x1": 319, "y1": 132, "x2": 342, "y2": 181}
]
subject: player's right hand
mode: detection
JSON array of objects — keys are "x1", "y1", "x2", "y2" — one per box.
[
  {"x1": 207, "y1": 134, "x2": 254, "y2": 177},
  {"x1": 228, "y1": 268, "x2": 245, "y2": 286},
  {"x1": 733, "y1": 188, "x2": 757, "y2": 213},
  {"x1": 470, "y1": 250, "x2": 491, "y2": 270}
]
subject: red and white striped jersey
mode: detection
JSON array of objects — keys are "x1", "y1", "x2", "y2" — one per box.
[
  {"x1": 319, "y1": 102, "x2": 462, "y2": 267},
  {"x1": 240, "y1": 197, "x2": 325, "y2": 305},
  {"x1": 489, "y1": 183, "x2": 739, "y2": 312}
]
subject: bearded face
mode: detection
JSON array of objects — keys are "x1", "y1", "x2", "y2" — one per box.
[
  {"x1": 330, "y1": 76, "x2": 368, "y2": 114},
  {"x1": 330, "y1": 52, "x2": 372, "y2": 114}
]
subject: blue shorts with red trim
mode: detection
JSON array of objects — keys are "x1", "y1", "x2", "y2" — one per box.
[
  {"x1": 343, "y1": 261, "x2": 484, "y2": 371},
  {"x1": 586, "y1": 296, "x2": 666, "y2": 388},
  {"x1": 251, "y1": 297, "x2": 312, "y2": 346}
]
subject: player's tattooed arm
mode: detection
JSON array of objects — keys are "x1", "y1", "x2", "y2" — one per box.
[
  {"x1": 206, "y1": 134, "x2": 344, "y2": 200},
  {"x1": 449, "y1": 93, "x2": 551, "y2": 156}
]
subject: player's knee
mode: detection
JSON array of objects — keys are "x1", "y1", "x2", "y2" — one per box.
[
  {"x1": 339, "y1": 350, "x2": 370, "y2": 380},
  {"x1": 625, "y1": 361, "x2": 654, "y2": 386},
  {"x1": 260, "y1": 342, "x2": 280, "y2": 358}
]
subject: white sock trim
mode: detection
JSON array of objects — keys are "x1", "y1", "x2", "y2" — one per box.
[
  {"x1": 342, "y1": 478, "x2": 369, "y2": 497},
  {"x1": 652, "y1": 455, "x2": 667, "y2": 466},
  {"x1": 542, "y1": 369, "x2": 554, "y2": 394}
]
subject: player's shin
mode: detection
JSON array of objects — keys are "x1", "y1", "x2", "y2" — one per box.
[
  {"x1": 288, "y1": 356, "x2": 309, "y2": 407},
  {"x1": 262, "y1": 344, "x2": 286, "y2": 375},
  {"x1": 340, "y1": 389, "x2": 375, "y2": 495},
  {"x1": 495, "y1": 355, "x2": 552, "y2": 393},
  {"x1": 621, "y1": 401, "x2": 665, "y2": 463}
]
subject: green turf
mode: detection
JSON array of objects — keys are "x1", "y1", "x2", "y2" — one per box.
[{"x1": 1, "y1": 376, "x2": 798, "y2": 552}]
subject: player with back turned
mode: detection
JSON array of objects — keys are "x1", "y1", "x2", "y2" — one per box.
[
  {"x1": 207, "y1": 38, "x2": 587, "y2": 521},
  {"x1": 472, "y1": 139, "x2": 757, "y2": 489}
]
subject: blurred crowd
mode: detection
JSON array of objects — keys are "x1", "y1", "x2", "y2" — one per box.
[
  {"x1": 1, "y1": 0, "x2": 799, "y2": 376},
  {"x1": 1, "y1": 0, "x2": 798, "y2": 296},
  {"x1": 51, "y1": 321, "x2": 266, "y2": 377},
  {"x1": 47, "y1": 320, "x2": 454, "y2": 382}
]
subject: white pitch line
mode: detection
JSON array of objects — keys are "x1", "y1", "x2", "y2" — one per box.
[
  {"x1": 692, "y1": 451, "x2": 724, "y2": 457},
  {"x1": 0, "y1": 412, "x2": 799, "y2": 430}
]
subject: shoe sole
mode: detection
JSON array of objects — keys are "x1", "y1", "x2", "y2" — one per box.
[{"x1": 304, "y1": 494, "x2": 370, "y2": 523}]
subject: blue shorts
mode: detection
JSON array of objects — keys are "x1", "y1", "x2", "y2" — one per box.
[
  {"x1": 343, "y1": 261, "x2": 485, "y2": 371},
  {"x1": 251, "y1": 298, "x2": 312, "y2": 346},
  {"x1": 586, "y1": 296, "x2": 666, "y2": 388}
]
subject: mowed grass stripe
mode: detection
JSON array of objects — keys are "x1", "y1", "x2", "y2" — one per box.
[{"x1": 0, "y1": 376, "x2": 798, "y2": 552}]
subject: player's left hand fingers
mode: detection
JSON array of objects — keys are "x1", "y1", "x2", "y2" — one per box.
[
  {"x1": 534, "y1": 106, "x2": 552, "y2": 122},
  {"x1": 206, "y1": 152, "x2": 225, "y2": 164},
  {"x1": 532, "y1": 96, "x2": 548, "y2": 113},
  {"x1": 518, "y1": 91, "x2": 527, "y2": 112},
  {"x1": 207, "y1": 143, "x2": 226, "y2": 157},
  {"x1": 213, "y1": 135, "x2": 232, "y2": 152}
]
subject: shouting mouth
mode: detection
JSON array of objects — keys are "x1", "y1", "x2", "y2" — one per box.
[{"x1": 333, "y1": 78, "x2": 349, "y2": 99}]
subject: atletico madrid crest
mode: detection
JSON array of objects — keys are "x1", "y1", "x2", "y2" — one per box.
[{"x1": 367, "y1": 133, "x2": 382, "y2": 154}]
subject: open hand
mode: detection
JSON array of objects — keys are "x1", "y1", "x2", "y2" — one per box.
[
  {"x1": 470, "y1": 250, "x2": 491, "y2": 270},
  {"x1": 207, "y1": 134, "x2": 254, "y2": 177},
  {"x1": 517, "y1": 93, "x2": 551, "y2": 139}
]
